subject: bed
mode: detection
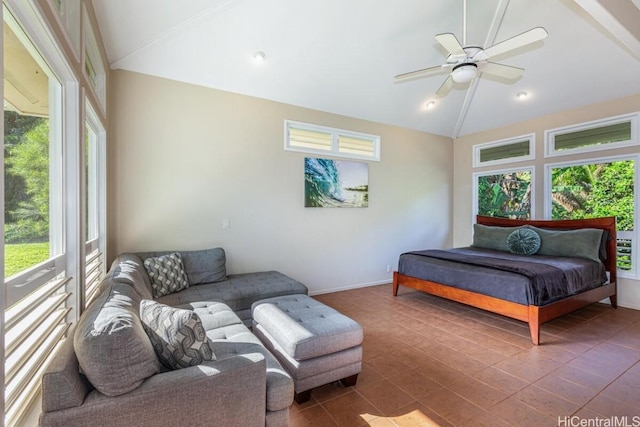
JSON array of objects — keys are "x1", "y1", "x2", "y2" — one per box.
[{"x1": 393, "y1": 215, "x2": 618, "y2": 345}]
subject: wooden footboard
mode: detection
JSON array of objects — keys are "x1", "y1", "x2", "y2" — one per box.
[
  {"x1": 393, "y1": 215, "x2": 618, "y2": 345},
  {"x1": 393, "y1": 272, "x2": 616, "y2": 345}
]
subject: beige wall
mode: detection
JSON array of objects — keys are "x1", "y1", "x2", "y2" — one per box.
[
  {"x1": 453, "y1": 93, "x2": 640, "y2": 309},
  {"x1": 108, "y1": 70, "x2": 453, "y2": 294}
]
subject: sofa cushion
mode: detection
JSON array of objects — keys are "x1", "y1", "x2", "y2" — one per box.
[
  {"x1": 177, "y1": 301, "x2": 243, "y2": 331},
  {"x1": 74, "y1": 281, "x2": 162, "y2": 397},
  {"x1": 143, "y1": 252, "x2": 190, "y2": 298},
  {"x1": 208, "y1": 326, "x2": 293, "y2": 412},
  {"x1": 41, "y1": 324, "x2": 91, "y2": 412},
  {"x1": 110, "y1": 253, "x2": 154, "y2": 300},
  {"x1": 140, "y1": 300, "x2": 216, "y2": 370},
  {"x1": 180, "y1": 247, "x2": 227, "y2": 284},
  {"x1": 137, "y1": 247, "x2": 227, "y2": 285}
]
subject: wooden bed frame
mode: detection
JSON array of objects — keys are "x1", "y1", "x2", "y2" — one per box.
[{"x1": 393, "y1": 215, "x2": 618, "y2": 345}]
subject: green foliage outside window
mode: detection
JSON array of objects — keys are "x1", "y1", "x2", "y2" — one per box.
[
  {"x1": 4, "y1": 111, "x2": 50, "y2": 277},
  {"x1": 477, "y1": 171, "x2": 531, "y2": 220},
  {"x1": 551, "y1": 160, "x2": 635, "y2": 270}
]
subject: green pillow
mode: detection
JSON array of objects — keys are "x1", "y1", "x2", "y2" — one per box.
[
  {"x1": 471, "y1": 224, "x2": 519, "y2": 252},
  {"x1": 526, "y1": 226, "x2": 603, "y2": 262},
  {"x1": 507, "y1": 228, "x2": 541, "y2": 255}
]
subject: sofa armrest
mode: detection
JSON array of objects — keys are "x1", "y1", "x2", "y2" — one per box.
[{"x1": 40, "y1": 353, "x2": 267, "y2": 427}]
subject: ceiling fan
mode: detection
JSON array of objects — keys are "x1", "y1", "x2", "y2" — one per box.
[{"x1": 394, "y1": 0, "x2": 548, "y2": 97}]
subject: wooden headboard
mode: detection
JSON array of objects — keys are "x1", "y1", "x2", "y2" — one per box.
[{"x1": 477, "y1": 215, "x2": 618, "y2": 284}]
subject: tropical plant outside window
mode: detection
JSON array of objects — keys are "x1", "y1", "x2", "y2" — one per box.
[
  {"x1": 3, "y1": 15, "x2": 57, "y2": 278},
  {"x1": 476, "y1": 170, "x2": 532, "y2": 219},
  {"x1": 550, "y1": 159, "x2": 635, "y2": 271}
]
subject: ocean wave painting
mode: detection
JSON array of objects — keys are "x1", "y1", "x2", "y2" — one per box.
[{"x1": 305, "y1": 157, "x2": 369, "y2": 208}]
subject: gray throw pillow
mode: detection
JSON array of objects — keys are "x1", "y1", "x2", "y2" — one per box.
[
  {"x1": 526, "y1": 226, "x2": 604, "y2": 262},
  {"x1": 506, "y1": 228, "x2": 541, "y2": 255},
  {"x1": 471, "y1": 224, "x2": 518, "y2": 252},
  {"x1": 140, "y1": 300, "x2": 215, "y2": 370},
  {"x1": 143, "y1": 252, "x2": 190, "y2": 298}
]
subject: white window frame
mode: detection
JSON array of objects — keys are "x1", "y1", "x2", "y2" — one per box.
[
  {"x1": 83, "y1": 99, "x2": 107, "y2": 307},
  {"x1": 544, "y1": 154, "x2": 639, "y2": 279},
  {"x1": 3, "y1": 1, "x2": 81, "y2": 425},
  {"x1": 545, "y1": 113, "x2": 639, "y2": 158},
  {"x1": 46, "y1": 0, "x2": 81, "y2": 61},
  {"x1": 472, "y1": 133, "x2": 535, "y2": 168},
  {"x1": 472, "y1": 166, "x2": 535, "y2": 223},
  {"x1": 284, "y1": 120, "x2": 380, "y2": 161},
  {"x1": 82, "y1": 5, "x2": 106, "y2": 113}
]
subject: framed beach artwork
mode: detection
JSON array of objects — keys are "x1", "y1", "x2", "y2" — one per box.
[{"x1": 304, "y1": 157, "x2": 369, "y2": 208}]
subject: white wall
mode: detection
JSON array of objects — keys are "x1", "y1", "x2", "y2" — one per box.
[
  {"x1": 108, "y1": 70, "x2": 453, "y2": 294},
  {"x1": 452, "y1": 93, "x2": 640, "y2": 309}
]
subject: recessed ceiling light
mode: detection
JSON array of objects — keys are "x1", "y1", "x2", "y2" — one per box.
[
  {"x1": 254, "y1": 51, "x2": 266, "y2": 64},
  {"x1": 516, "y1": 91, "x2": 528, "y2": 100},
  {"x1": 425, "y1": 101, "x2": 436, "y2": 109}
]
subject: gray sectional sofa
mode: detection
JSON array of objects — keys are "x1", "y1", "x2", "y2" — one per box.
[{"x1": 40, "y1": 248, "x2": 308, "y2": 427}]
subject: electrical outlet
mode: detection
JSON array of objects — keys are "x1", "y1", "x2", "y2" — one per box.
[
  {"x1": 222, "y1": 219, "x2": 230, "y2": 229},
  {"x1": 386, "y1": 265, "x2": 391, "y2": 273}
]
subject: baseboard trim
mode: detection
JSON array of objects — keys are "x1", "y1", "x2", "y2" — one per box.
[{"x1": 309, "y1": 280, "x2": 391, "y2": 296}]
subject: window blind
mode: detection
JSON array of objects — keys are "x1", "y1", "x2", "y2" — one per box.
[{"x1": 555, "y1": 122, "x2": 631, "y2": 151}]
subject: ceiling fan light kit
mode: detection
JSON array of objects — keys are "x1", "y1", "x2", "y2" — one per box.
[
  {"x1": 451, "y1": 63, "x2": 477, "y2": 83},
  {"x1": 394, "y1": 0, "x2": 548, "y2": 98}
]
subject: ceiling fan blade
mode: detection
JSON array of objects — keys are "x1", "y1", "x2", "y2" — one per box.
[
  {"x1": 435, "y1": 33, "x2": 465, "y2": 58},
  {"x1": 436, "y1": 75, "x2": 454, "y2": 97},
  {"x1": 394, "y1": 65, "x2": 446, "y2": 82},
  {"x1": 484, "y1": 27, "x2": 548, "y2": 58},
  {"x1": 481, "y1": 62, "x2": 524, "y2": 80}
]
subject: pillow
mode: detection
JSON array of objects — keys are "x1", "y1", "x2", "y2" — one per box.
[
  {"x1": 526, "y1": 226, "x2": 604, "y2": 262},
  {"x1": 137, "y1": 248, "x2": 227, "y2": 285},
  {"x1": 143, "y1": 252, "x2": 190, "y2": 298},
  {"x1": 180, "y1": 247, "x2": 227, "y2": 284},
  {"x1": 471, "y1": 224, "x2": 519, "y2": 252},
  {"x1": 506, "y1": 228, "x2": 541, "y2": 255},
  {"x1": 140, "y1": 300, "x2": 215, "y2": 370},
  {"x1": 74, "y1": 281, "x2": 162, "y2": 397}
]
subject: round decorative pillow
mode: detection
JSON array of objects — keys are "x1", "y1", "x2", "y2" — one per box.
[{"x1": 506, "y1": 228, "x2": 541, "y2": 255}]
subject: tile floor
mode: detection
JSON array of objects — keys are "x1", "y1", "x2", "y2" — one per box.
[{"x1": 288, "y1": 284, "x2": 640, "y2": 427}]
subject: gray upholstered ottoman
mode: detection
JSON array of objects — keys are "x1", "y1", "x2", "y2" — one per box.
[{"x1": 251, "y1": 294, "x2": 363, "y2": 403}]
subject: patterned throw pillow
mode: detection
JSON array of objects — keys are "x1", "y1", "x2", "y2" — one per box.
[
  {"x1": 143, "y1": 252, "x2": 190, "y2": 298},
  {"x1": 506, "y1": 228, "x2": 541, "y2": 255},
  {"x1": 139, "y1": 299, "x2": 215, "y2": 370}
]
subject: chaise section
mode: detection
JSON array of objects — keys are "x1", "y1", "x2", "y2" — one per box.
[{"x1": 155, "y1": 271, "x2": 308, "y2": 324}]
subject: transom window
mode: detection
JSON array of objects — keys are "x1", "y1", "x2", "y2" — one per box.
[
  {"x1": 285, "y1": 120, "x2": 380, "y2": 161},
  {"x1": 473, "y1": 134, "x2": 534, "y2": 167},
  {"x1": 545, "y1": 113, "x2": 638, "y2": 157}
]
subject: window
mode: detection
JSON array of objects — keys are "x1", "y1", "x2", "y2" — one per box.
[
  {"x1": 473, "y1": 134, "x2": 534, "y2": 167},
  {"x1": 83, "y1": 6, "x2": 106, "y2": 111},
  {"x1": 545, "y1": 113, "x2": 638, "y2": 157},
  {"x1": 48, "y1": 0, "x2": 81, "y2": 59},
  {"x1": 474, "y1": 168, "x2": 533, "y2": 220},
  {"x1": 84, "y1": 102, "x2": 106, "y2": 306},
  {"x1": 3, "y1": 4, "x2": 74, "y2": 425},
  {"x1": 546, "y1": 156, "x2": 637, "y2": 276},
  {"x1": 285, "y1": 120, "x2": 380, "y2": 161}
]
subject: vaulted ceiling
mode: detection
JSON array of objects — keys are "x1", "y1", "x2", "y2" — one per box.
[{"x1": 92, "y1": 0, "x2": 640, "y2": 138}]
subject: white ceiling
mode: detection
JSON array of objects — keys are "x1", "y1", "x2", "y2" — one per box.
[{"x1": 92, "y1": 0, "x2": 640, "y2": 138}]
